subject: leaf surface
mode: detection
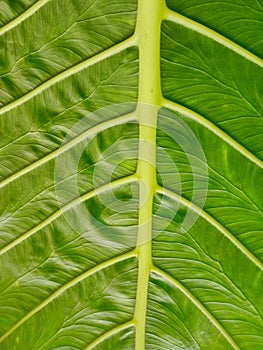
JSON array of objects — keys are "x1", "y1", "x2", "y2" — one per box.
[{"x1": 0, "y1": 0, "x2": 263, "y2": 349}]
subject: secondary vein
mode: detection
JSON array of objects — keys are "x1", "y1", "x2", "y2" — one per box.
[
  {"x1": 0, "y1": 37, "x2": 136, "y2": 116},
  {"x1": 0, "y1": 112, "x2": 137, "y2": 189},
  {"x1": 163, "y1": 99, "x2": 263, "y2": 169},
  {"x1": 152, "y1": 266, "x2": 240, "y2": 350},
  {"x1": 0, "y1": 251, "x2": 136, "y2": 344},
  {"x1": 0, "y1": 175, "x2": 137, "y2": 256},
  {"x1": 84, "y1": 321, "x2": 134, "y2": 350},
  {"x1": 0, "y1": 0, "x2": 50, "y2": 36},
  {"x1": 157, "y1": 185, "x2": 263, "y2": 272},
  {"x1": 165, "y1": 9, "x2": 263, "y2": 68}
]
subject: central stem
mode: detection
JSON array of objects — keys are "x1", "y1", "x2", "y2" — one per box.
[{"x1": 133, "y1": 0, "x2": 165, "y2": 349}]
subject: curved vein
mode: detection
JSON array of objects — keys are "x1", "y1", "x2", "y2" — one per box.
[
  {"x1": 157, "y1": 185, "x2": 263, "y2": 272},
  {"x1": 84, "y1": 321, "x2": 134, "y2": 350},
  {"x1": 0, "y1": 175, "x2": 137, "y2": 257},
  {"x1": 0, "y1": 251, "x2": 136, "y2": 344},
  {"x1": 163, "y1": 99, "x2": 263, "y2": 169},
  {"x1": 0, "y1": 36, "x2": 136, "y2": 116},
  {"x1": 165, "y1": 9, "x2": 263, "y2": 68},
  {"x1": 152, "y1": 266, "x2": 240, "y2": 350},
  {"x1": 0, "y1": 112, "x2": 137, "y2": 189},
  {"x1": 0, "y1": 0, "x2": 50, "y2": 36}
]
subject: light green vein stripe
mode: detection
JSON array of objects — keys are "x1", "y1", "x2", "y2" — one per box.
[
  {"x1": 0, "y1": 175, "x2": 137, "y2": 256},
  {"x1": 165, "y1": 9, "x2": 263, "y2": 68},
  {"x1": 157, "y1": 186, "x2": 263, "y2": 272},
  {"x1": 163, "y1": 99, "x2": 263, "y2": 169},
  {"x1": 84, "y1": 322, "x2": 134, "y2": 350},
  {"x1": 0, "y1": 36, "x2": 136, "y2": 116},
  {"x1": 0, "y1": 0, "x2": 50, "y2": 36},
  {"x1": 152, "y1": 267, "x2": 240, "y2": 350},
  {"x1": 133, "y1": 0, "x2": 165, "y2": 349},
  {"x1": 0, "y1": 112, "x2": 137, "y2": 189},
  {"x1": 0, "y1": 251, "x2": 137, "y2": 344}
]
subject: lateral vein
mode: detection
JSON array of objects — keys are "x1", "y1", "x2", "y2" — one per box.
[
  {"x1": 165, "y1": 9, "x2": 263, "y2": 68},
  {"x1": 163, "y1": 99, "x2": 263, "y2": 169},
  {"x1": 157, "y1": 185, "x2": 263, "y2": 272},
  {"x1": 84, "y1": 321, "x2": 134, "y2": 350},
  {"x1": 0, "y1": 175, "x2": 137, "y2": 256},
  {"x1": 0, "y1": 251, "x2": 136, "y2": 344},
  {"x1": 0, "y1": 37, "x2": 136, "y2": 116},
  {"x1": 0, "y1": 112, "x2": 137, "y2": 189},
  {"x1": 152, "y1": 266, "x2": 240, "y2": 350},
  {"x1": 0, "y1": 0, "x2": 50, "y2": 36}
]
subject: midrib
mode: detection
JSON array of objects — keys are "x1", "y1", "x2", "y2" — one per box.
[{"x1": 133, "y1": 0, "x2": 165, "y2": 349}]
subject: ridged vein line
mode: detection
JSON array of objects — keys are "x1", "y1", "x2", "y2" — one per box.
[
  {"x1": 166, "y1": 9, "x2": 263, "y2": 68},
  {"x1": 0, "y1": 0, "x2": 50, "y2": 36},
  {"x1": 0, "y1": 36, "x2": 136, "y2": 116},
  {"x1": 133, "y1": 1, "x2": 165, "y2": 349},
  {"x1": 163, "y1": 99, "x2": 263, "y2": 169},
  {"x1": 84, "y1": 321, "x2": 134, "y2": 350},
  {"x1": 152, "y1": 267, "x2": 240, "y2": 350},
  {"x1": 157, "y1": 185, "x2": 263, "y2": 272},
  {"x1": 0, "y1": 112, "x2": 136, "y2": 189},
  {"x1": 0, "y1": 175, "x2": 137, "y2": 256},
  {"x1": 0, "y1": 251, "x2": 136, "y2": 343}
]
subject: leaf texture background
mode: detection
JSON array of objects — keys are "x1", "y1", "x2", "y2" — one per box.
[{"x1": 0, "y1": 0, "x2": 263, "y2": 349}]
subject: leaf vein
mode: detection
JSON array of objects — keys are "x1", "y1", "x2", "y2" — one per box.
[
  {"x1": 165, "y1": 9, "x2": 263, "y2": 68},
  {"x1": 163, "y1": 99, "x2": 263, "y2": 169},
  {"x1": 0, "y1": 0, "x2": 50, "y2": 36},
  {"x1": 0, "y1": 112, "x2": 137, "y2": 189},
  {"x1": 84, "y1": 321, "x2": 134, "y2": 350},
  {"x1": 0, "y1": 37, "x2": 136, "y2": 116},
  {"x1": 0, "y1": 252, "x2": 136, "y2": 344},
  {"x1": 157, "y1": 185, "x2": 263, "y2": 272},
  {"x1": 0, "y1": 175, "x2": 137, "y2": 257},
  {"x1": 152, "y1": 266, "x2": 240, "y2": 350}
]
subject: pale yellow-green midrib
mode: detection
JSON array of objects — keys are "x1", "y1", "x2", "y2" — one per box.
[{"x1": 133, "y1": 0, "x2": 166, "y2": 349}]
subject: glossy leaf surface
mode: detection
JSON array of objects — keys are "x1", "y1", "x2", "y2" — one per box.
[{"x1": 0, "y1": 0, "x2": 262, "y2": 349}]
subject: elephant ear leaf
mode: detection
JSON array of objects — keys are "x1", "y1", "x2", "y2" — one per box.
[{"x1": 0, "y1": 0, "x2": 262, "y2": 349}]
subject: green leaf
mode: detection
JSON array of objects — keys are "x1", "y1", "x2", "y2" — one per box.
[{"x1": 0, "y1": 0, "x2": 262, "y2": 349}]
